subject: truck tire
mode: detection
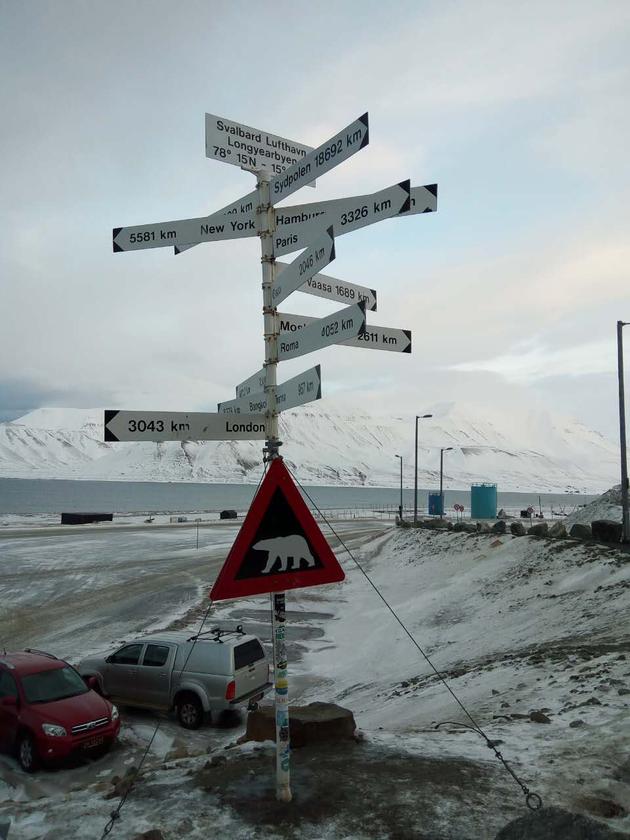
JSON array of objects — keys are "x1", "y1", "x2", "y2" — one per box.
[{"x1": 176, "y1": 694, "x2": 204, "y2": 729}]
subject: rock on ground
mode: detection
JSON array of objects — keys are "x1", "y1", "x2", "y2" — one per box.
[
  {"x1": 591, "y1": 519, "x2": 623, "y2": 543},
  {"x1": 494, "y1": 806, "x2": 628, "y2": 839},
  {"x1": 570, "y1": 522, "x2": 592, "y2": 539},
  {"x1": 244, "y1": 702, "x2": 356, "y2": 747},
  {"x1": 511, "y1": 521, "x2": 527, "y2": 537},
  {"x1": 529, "y1": 522, "x2": 549, "y2": 537}
]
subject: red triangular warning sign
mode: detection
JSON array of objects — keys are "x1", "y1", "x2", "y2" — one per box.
[{"x1": 210, "y1": 459, "x2": 345, "y2": 601}]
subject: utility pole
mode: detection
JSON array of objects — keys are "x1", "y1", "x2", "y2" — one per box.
[
  {"x1": 414, "y1": 414, "x2": 432, "y2": 523},
  {"x1": 395, "y1": 454, "x2": 403, "y2": 520},
  {"x1": 618, "y1": 321, "x2": 629, "y2": 543},
  {"x1": 259, "y1": 172, "x2": 292, "y2": 803}
]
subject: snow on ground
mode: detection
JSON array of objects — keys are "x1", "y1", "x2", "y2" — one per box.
[
  {"x1": 1, "y1": 524, "x2": 630, "y2": 838},
  {"x1": 566, "y1": 484, "x2": 624, "y2": 527}
]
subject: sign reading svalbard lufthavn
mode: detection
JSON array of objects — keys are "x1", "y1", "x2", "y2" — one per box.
[{"x1": 210, "y1": 458, "x2": 345, "y2": 601}]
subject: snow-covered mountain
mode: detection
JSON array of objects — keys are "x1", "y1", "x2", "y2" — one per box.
[{"x1": 0, "y1": 403, "x2": 619, "y2": 493}]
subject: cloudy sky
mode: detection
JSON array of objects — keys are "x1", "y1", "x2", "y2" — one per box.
[{"x1": 1, "y1": 0, "x2": 629, "y2": 438}]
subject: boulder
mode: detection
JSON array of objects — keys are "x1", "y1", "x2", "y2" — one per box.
[
  {"x1": 548, "y1": 521, "x2": 568, "y2": 539},
  {"x1": 244, "y1": 702, "x2": 356, "y2": 748},
  {"x1": 510, "y1": 522, "x2": 527, "y2": 537},
  {"x1": 528, "y1": 523, "x2": 549, "y2": 537},
  {"x1": 477, "y1": 522, "x2": 491, "y2": 534},
  {"x1": 494, "y1": 806, "x2": 628, "y2": 839},
  {"x1": 529, "y1": 710, "x2": 551, "y2": 724},
  {"x1": 462, "y1": 522, "x2": 478, "y2": 533},
  {"x1": 452, "y1": 521, "x2": 466, "y2": 532},
  {"x1": 131, "y1": 832, "x2": 165, "y2": 840},
  {"x1": 492, "y1": 520, "x2": 507, "y2": 535},
  {"x1": 570, "y1": 523, "x2": 592, "y2": 540},
  {"x1": 591, "y1": 519, "x2": 622, "y2": 544}
]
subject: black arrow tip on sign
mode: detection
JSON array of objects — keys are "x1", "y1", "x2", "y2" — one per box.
[
  {"x1": 359, "y1": 112, "x2": 369, "y2": 148},
  {"x1": 426, "y1": 183, "x2": 438, "y2": 197},
  {"x1": 103, "y1": 410, "x2": 120, "y2": 442},
  {"x1": 403, "y1": 330, "x2": 412, "y2": 353},
  {"x1": 371, "y1": 289, "x2": 378, "y2": 311},
  {"x1": 174, "y1": 246, "x2": 182, "y2": 255},
  {"x1": 112, "y1": 229, "x2": 123, "y2": 253},
  {"x1": 315, "y1": 364, "x2": 322, "y2": 400},
  {"x1": 398, "y1": 179, "x2": 411, "y2": 214}
]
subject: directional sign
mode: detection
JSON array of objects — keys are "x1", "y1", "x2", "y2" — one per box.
[
  {"x1": 272, "y1": 227, "x2": 335, "y2": 307},
  {"x1": 400, "y1": 184, "x2": 438, "y2": 217},
  {"x1": 210, "y1": 457, "x2": 344, "y2": 600},
  {"x1": 103, "y1": 410, "x2": 267, "y2": 442},
  {"x1": 235, "y1": 367, "x2": 266, "y2": 399},
  {"x1": 219, "y1": 365, "x2": 321, "y2": 415},
  {"x1": 285, "y1": 267, "x2": 377, "y2": 311},
  {"x1": 273, "y1": 180, "x2": 410, "y2": 257},
  {"x1": 277, "y1": 302, "x2": 366, "y2": 362},
  {"x1": 269, "y1": 113, "x2": 369, "y2": 203},
  {"x1": 205, "y1": 113, "x2": 315, "y2": 187},
  {"x1": 113, "y1": 190, "x2": 258, "y2": 253},
  {"x1": 279, "y1": 312, "x2": 411, "y2": 353}
]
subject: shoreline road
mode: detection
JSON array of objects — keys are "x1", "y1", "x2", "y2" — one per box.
[{"x1": 0, "y1": 520, "x2": 390, "y2": 664}]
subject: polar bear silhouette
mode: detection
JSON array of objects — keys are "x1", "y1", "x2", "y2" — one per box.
[{"x1": 253, "y1": 535, "x2": 315, "y2": 574}]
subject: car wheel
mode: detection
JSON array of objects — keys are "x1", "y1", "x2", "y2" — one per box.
[
  {"x1": 177, "y1": 695, "x2": 204, "y2": 730},
  {"x1": 17, "y1": 733, "x2": 39, "y2": 773}
]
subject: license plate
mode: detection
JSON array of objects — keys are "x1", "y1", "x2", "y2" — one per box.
[{"x1": 82, "y1": 735, "x2": 104, "y2": 750}]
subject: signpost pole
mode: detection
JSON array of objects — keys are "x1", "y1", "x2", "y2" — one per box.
[{"x1": 258, "y1": 173, "x2": 292, "y2": 803}]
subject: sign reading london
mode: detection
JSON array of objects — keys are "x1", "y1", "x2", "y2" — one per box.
[{"x1": 103, "y1": 410, "x2": 267, "y2": 442}]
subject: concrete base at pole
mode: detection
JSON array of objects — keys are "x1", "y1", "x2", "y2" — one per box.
[{"x1": 271, "y1": 591, "x2": 292, "y2": 802}]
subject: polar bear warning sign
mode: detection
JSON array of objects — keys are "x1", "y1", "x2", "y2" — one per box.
[{"x1": 210, "y1": 458, "x2": 345, "y2": 600}]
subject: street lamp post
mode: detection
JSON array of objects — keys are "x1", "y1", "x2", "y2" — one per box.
[
  {"x1": 414, "y1": 414, "x2": 433, "y2": 524},
  {"x1": 617, "y1": 321, "x2": 629, "y2": 543},
  {"x1": 395, "y1": 454, "x2": 403, "y2": 520},
  {"x1": 439, "y1": 447, "x2": 453, "y2": 517}
]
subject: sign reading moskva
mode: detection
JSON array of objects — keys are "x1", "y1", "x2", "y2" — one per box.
[
  {"x1": 279, "y1": 312, "x2": 411, "y2": 353},
  {"x1": 276, "y1": 302, "x2": 366, "y2": 361}
]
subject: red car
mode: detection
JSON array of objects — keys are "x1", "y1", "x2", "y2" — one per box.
[{"x1": 0, "y1": 649, "x2": 120, "y2": 772}]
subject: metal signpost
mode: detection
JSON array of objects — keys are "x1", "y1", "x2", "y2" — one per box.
[{"x1": 110, "y1": 108, "x2": 437, "y2": 804}]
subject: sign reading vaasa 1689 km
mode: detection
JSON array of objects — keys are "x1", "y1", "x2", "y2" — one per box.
[
  {"x1": 104, "y1": 410, "x2": 267, "y2": 442},
  {"x1": 205, "y1": 113, "x2": 315, "y2": 185}
]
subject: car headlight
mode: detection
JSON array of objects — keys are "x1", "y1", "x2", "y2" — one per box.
[
  {"x1": 42, "y1": 723, "x2": 67, "y2": 737},
  {"x1": 111, "y1": 705, "x2": 119, "y2": 721}
]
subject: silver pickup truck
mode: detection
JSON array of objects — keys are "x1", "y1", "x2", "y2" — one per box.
[{"x1": 78, "y1": 629, "x2": 271, "y2": 729}]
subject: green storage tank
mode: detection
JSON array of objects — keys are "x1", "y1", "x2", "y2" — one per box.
[{"x1": 471, "y1": 483, "x2": 497, "y2": 519}]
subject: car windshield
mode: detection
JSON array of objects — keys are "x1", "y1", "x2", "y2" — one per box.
[{"x1": 22, "y1": 666, "x2": 89, "y2": 704}]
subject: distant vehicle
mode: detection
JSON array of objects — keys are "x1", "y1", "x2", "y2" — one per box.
[
  {"x1": 0, "y1": 650, "x2": 120, "y2": 772},
  {"x1": 77, "y1": 629, "x2": 271, "y2": 729},
  {"x1": 220, "y1": 510, "x2": 238, "y2": 520}
]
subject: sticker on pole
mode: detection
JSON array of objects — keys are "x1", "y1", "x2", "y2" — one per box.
[{"x1": 210, "y1": 458, "x2": 345, "y2": 601}]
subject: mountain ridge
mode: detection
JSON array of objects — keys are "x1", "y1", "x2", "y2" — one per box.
[{"x1": 0, "y1": 403, "x2": 619, "y2": 493}]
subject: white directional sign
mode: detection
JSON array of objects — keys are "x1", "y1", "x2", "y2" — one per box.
[
  {"x1": 205, "y1": 113, "x2": 315, "y2": 187},
  {"x1": 400, "y1": 184, "x2": 438, "y2": 217},
  {"x1": 288, "y1": 267, "x2": 377, "y2": 311},
  {"x1": 279, "y1": 312, "x2": 411, "y2": 353},
  {"x1": 103, "y1": 410, "x2": 267, "y2": 442},
  {"x1": 273, "y1": 180, "x2": 410, "y2": 257},
  {"x1": 235, "y1": 367, "x2": 266, "y2": 399},
  {"x1": 272, "y1": 227, "x2": 335, "y2": 307},
  {"x1": 277, "y1": 302, "x2": 366, "y2": 362},
  {"x1": 219, "y1": 365, "x2": 322, "y2": 415},
  {"x1": 114, "y1": 190, "x2": 258, "y2": 253},
  {"x1": 269, "y1": 113, "x2": 369, "y2": 203}
]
